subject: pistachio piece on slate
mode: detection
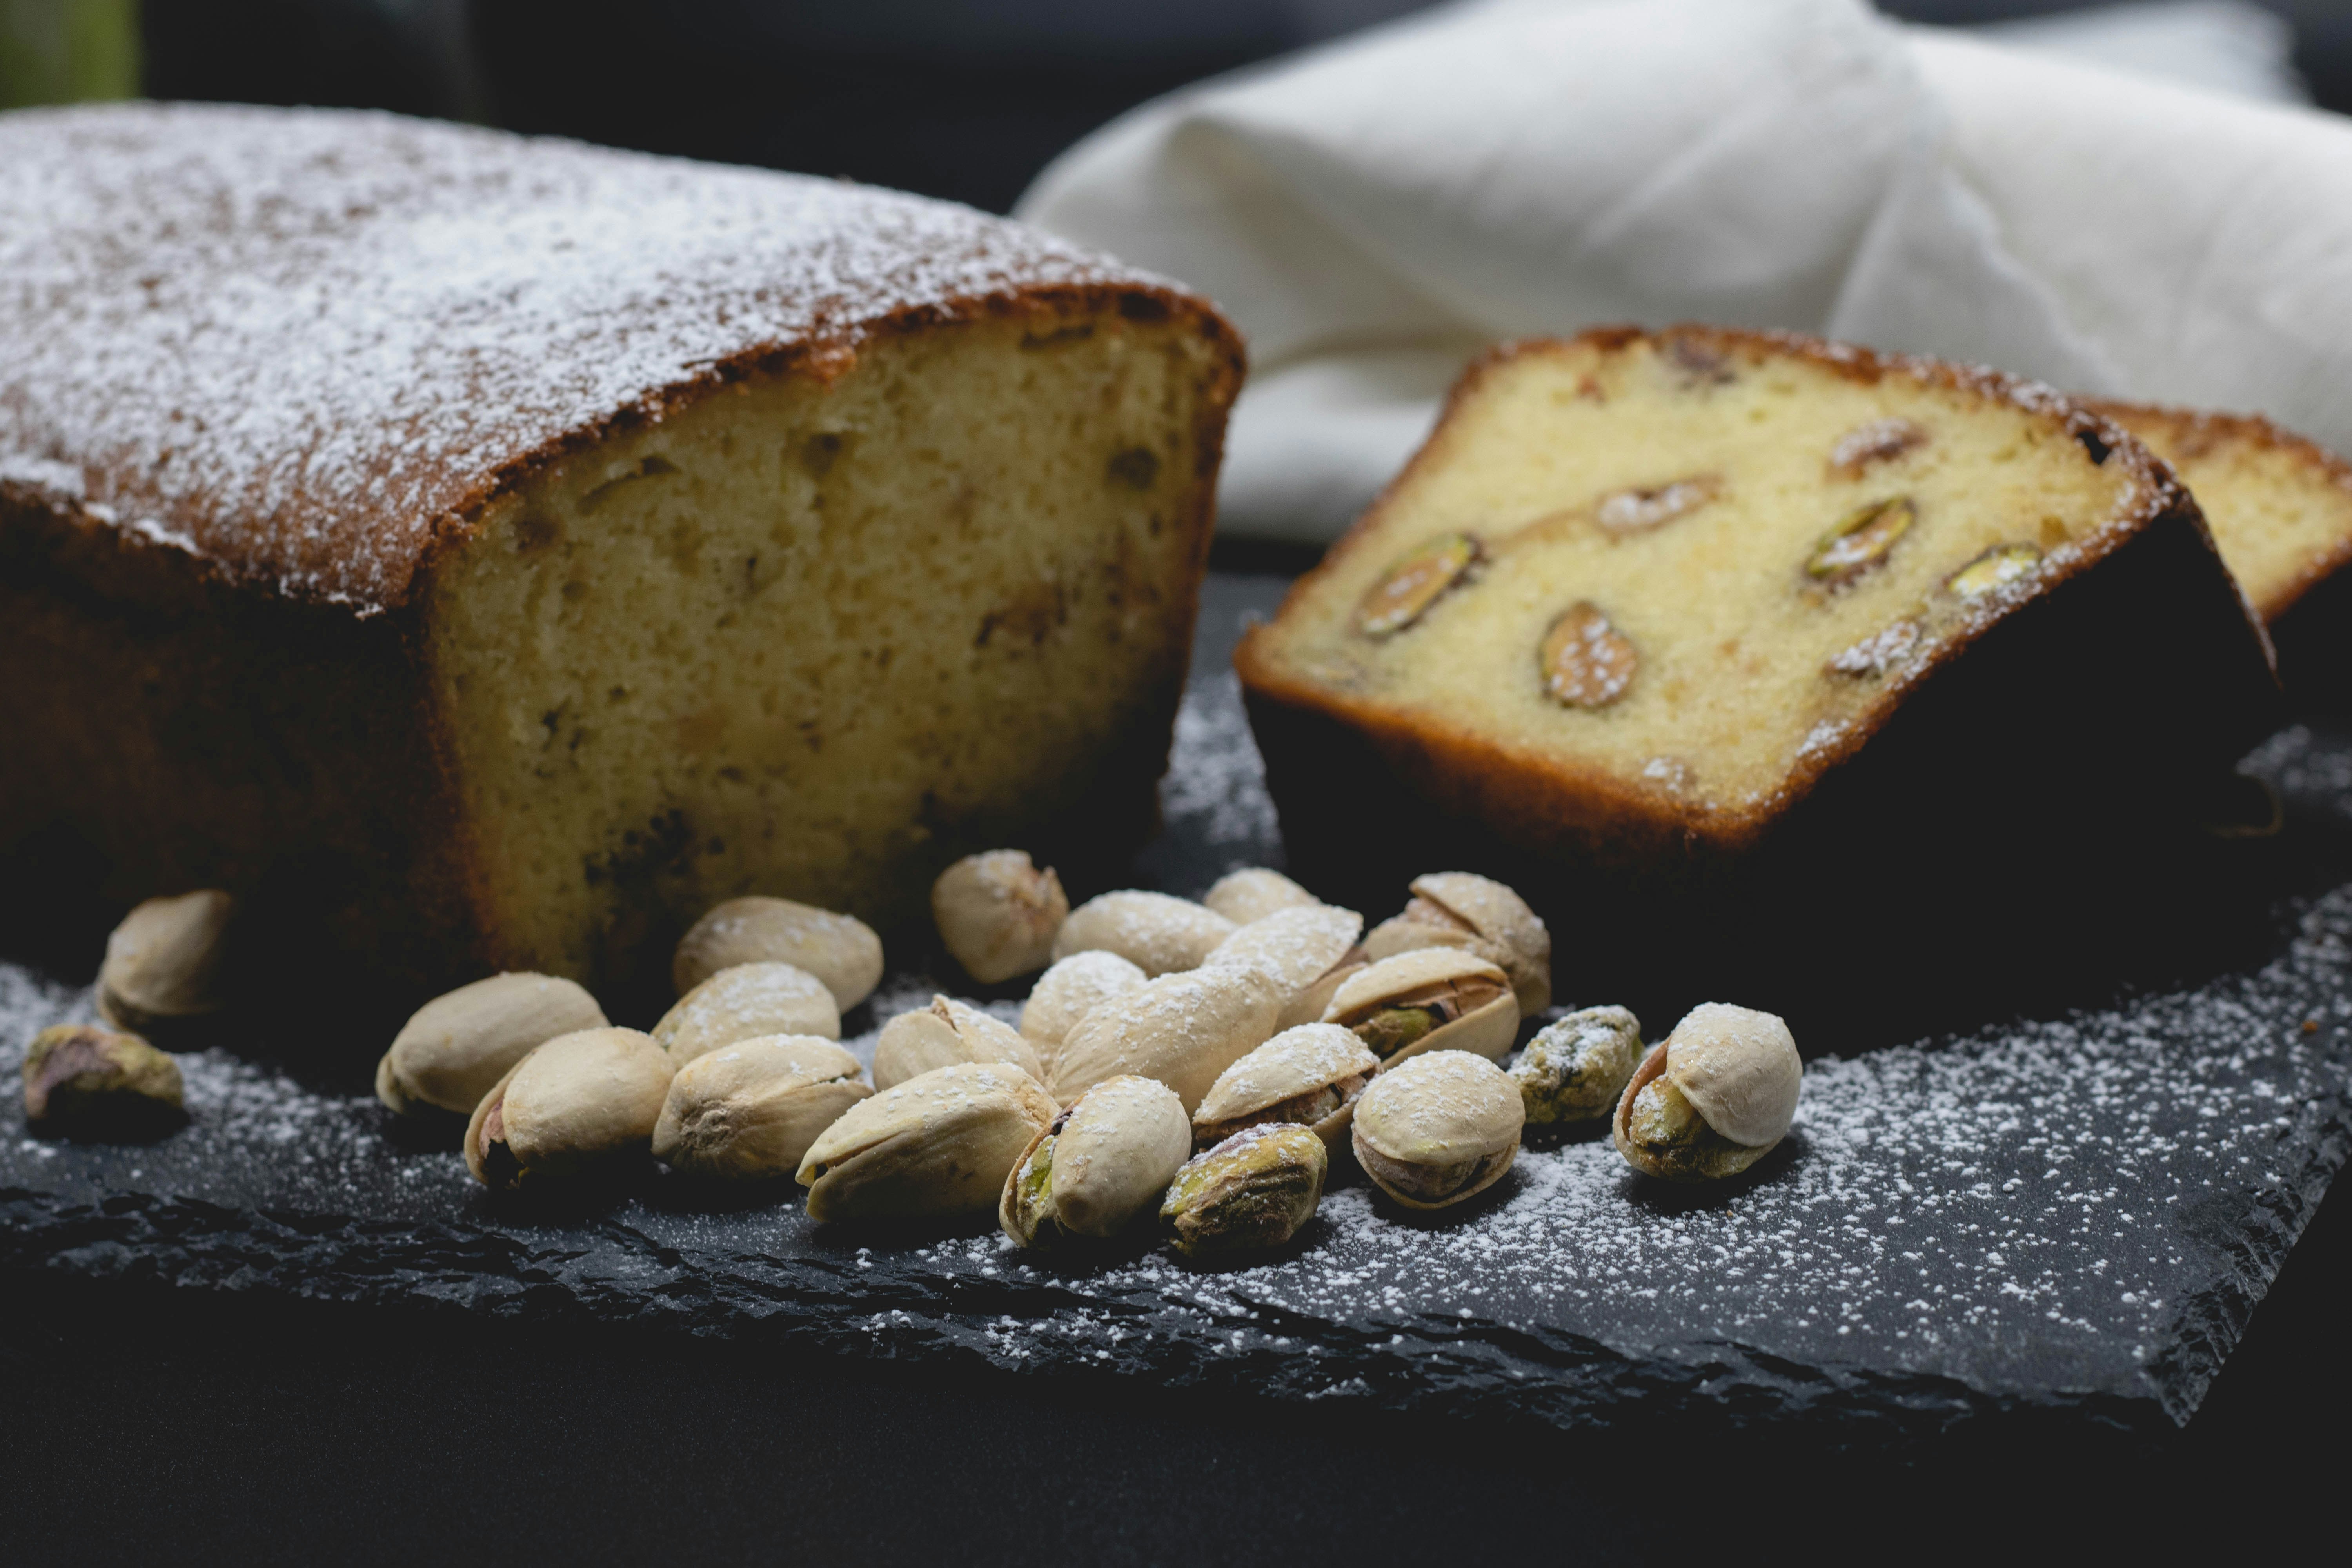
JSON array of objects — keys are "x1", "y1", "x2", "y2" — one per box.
[
  {"x1": 97, "y1": 890, "x2": 234, "y2": 1034},
  {"x1": 932, "y1": 849, "x2": 1068, "y2": 985},
  {"x1": 1000, "y1": 1074, "x2": 1191, "y2": 1247},
  {"x1": 1326, "y1": 949, "x2": 1517, "y2": 1067},
  {"x1": 1511, "y1": 1005, "x2": 1643, "y2": 1125},
  {"x1": 652, "y1": 1035, "x2": 870, "y2": 1181},
  {"x1": 1052, "y1": 963, "x2": 1288, "y2": 1114},
  {"x1": 796, "y1": 1061, "x2": 1057, "y2": 1225},
  {"x1": 872, "y1": 996, "x2": 1046, "y2": 1091},
  {"x1": 1351, "y1": 1050, "x2": 1524, "y2": 1211},
  {"x1": 1612, "y1": 1003, "x2": 1801, "y2": 1183},
  {"x1": 1159, "y1": 1123, "x2": 1328, "y2": 1260},
  {"x1": 1049, "y1": 890, "x2": 1235, "y2": 978},
  {"x1": 673, "y1": 896, "x2": 883, "y2": 1011},
  {"x1": 1193, "y1": 1023, "x2": 1379, "y2": 1151},
  {"x1": 654, "y1": 961, "x2": 839, "y2": 1066},
  {"x1": 377, "y1": 972, "x2": 608, "y2": 1117},
  {"x1": 463, "y1": 1027, "x2": 675, "y2": 1192},
  {"x1": 1362, "y1": 872, "x2": 1551, "y2": 1015},
  {"x1": 22, "y1": 1023, "x2": 185, "y2": 1138}
]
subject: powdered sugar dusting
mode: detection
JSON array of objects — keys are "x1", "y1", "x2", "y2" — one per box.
[{"x1": 0, "y1": 102, "x2": 1158, "y2": 609}]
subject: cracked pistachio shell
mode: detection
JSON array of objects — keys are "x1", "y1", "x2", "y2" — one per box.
[
  {"x1": 1049, "y1": 890, "x2": 1236, "y2": 978},
  {"x1": 1511, "y1": 1005, "x2": 1643, "y2": 1125},
  {"x1": 1612, "y1": 1003, "x2": 1800, "y2": 1182},
  {"x1": 1000, "y1": 1074, "x2": 1191, "y2": 1246},
  {"x1": 98, "y1": 890, "x2": 234, "y2": 1032},
  {"x1": 1325, "y1": 948, "x2": 1518, "y2": 1067},
  {"x1": 652, "y1": 1035, "x2": 870, "y2": 1180},
  {"x1": 1193, "y1": 1023, "x2": 1379, "y2": 1150},
  {"x1": 1351, "y1": 1050, "x2": 1524, "y2": 1211},
  {"x1": 1050, "y1": 964, "x2": 1288, "y2": 1114},
  {"x1": 22, "y1": 1023, "x2": 185, "y2": 1137},
  {"x1": 376, "y1": 972, "x2": 608, "y2": 1117},
  {"x1": 1201, "y1": 868, "x2": 1319, "y2": 927},
  {"x1": 872, "y1": 996, "x2": 1046, "y2": 1090},
  {"x1": 1159, "y1": 1123, "x2": 1328, "y2": 1259},
  {"x1": 654, "y1": 962, "x2": 840, "y2": 1066},
  {"x1": 1362, "y1": 873, "x2": 1551, "y2": 1015},
  {"x1": 932, "y1": 849, "x2": 1068, "y2": 985},
  {"x1": 463, "y1": 1027, "x2": 675, "y2": 1191},
  {"x1": 673, "y1": 897, "x2": 883, "y2": 1011},
  {"x1": 796, "y1": 1061, "x2": 1057, "y2": 1224}
]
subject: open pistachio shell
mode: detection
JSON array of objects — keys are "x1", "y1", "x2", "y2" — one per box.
[
  {"x1": 1363, "y1": 873, "x2": 1551, "y2": 1015},
  {"x1": 1201, "y1": 868, "x2": 1319, "y2": 927},
  {"x1": 795, "y1": 1061, "x2": 1057, "y2": 1224},
  {"x1": 1050, "y1": 890, "x2": 1236, "y2": 978},
  {"x1": 1159, "y1": 1122, "x2": 1328, "y2": 1259},
  {"x1": 654, "y1": 961, "x2": 841, "y2": 1065},
  {"x1": 1019, "y1": 950, "x2": 1149, "y2": 1055},
  {"x1": 463, "y1": 1027, "x2": 676, "y2": 1191},
  {"x1": 22, "y1": 1023, "x2": 185, "y2": 1137},
  {"x1": 673, "y1": 896, "x2": 884, "y2": 1011},
  {"x1": 377, "y1": 972, "x2": 608, "y2": 1117},
  {"x1": 1193, "y1": 1024, "x2": 1380, "y2": 1150},
  {"x1": 652, "y1": 1035, "x2": 870, "y2": 1180},
  {"x1": 1206, "y1": 903, "x2": 1363, "y2": 1025},
  {"x1": 873, "y1": 996, "x2": 1046, "y2": 1090},
  {"x1": 1351, "y1": 1050, "x2": 1524, "y2": 1211},
  {"x1": 1611, "y1": 1003, "x2": 1800, "y2": 1182},
  {"x1": 1050, "y1": 964, "x2": 1288, "y2": 1113},
  {"x1": 1000, "y1": 1074, "x2": 1191, "y2": 1246},
  {"x1": 1325, "y1": 948, "x2": 1518, "y2": 1067},
  {"x1": 1511, "y1": 1005, "x2": 1643, "y2": 1125}
]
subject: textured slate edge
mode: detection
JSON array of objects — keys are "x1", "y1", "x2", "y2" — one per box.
[{"x1": 0, "y1": 1185, "x2": 2194, "y2": 1443}]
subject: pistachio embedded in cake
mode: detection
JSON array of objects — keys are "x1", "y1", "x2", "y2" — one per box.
[{"x1": 1238, "y1": 326, "x2": 2277, "y2": 875}]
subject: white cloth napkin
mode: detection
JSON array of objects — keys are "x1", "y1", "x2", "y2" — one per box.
[{"x1": 1016, "y1": 0, "x2": 2352, "y2": 541}]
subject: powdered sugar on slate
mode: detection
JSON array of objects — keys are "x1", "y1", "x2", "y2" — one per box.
[{"x1": 0, "y1": 103, "x2": 1157, "y2": 610}]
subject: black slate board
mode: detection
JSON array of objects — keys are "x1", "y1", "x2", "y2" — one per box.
[{"x1": 4, "y1": 572, "x2": 2349, "y2": 1440}]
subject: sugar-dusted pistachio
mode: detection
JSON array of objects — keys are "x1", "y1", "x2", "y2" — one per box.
[
  {"x1": 652, "y1": 1035, "x2": 870, "y2": 1181},
  {"x1": 1201, "y1": 867, "x2": 1320, "y2": 927},
  {"x1": 1595, "y1": 474, "x2": 1719, "y2": 534},
  {"x1": 1326, "y1": 948, "x2": 1517, "y2": 1067},
  {"x1": 1539, "y1": 601, "x2": 1637, "y2": 709},
  {"x1": 673, "y1": 897, "x2": 883, "y2": 1010},
  {"x1": 796, "y1": 1061, "x2": 1057, "y2": 1224},
  {"x1": 463, "y1": 1027, "x2": 676, "y2": 1192},
  {"x1": 1511, "y1": 1005, "x2": 1642, "y2": 1125},
  {"x1": 1052, "y1": 964, "x2": 1288, "y2": 1114},
  {"x1": 1206, "y1": 902, "x2": 1364, "y2": 1031},
  {"x1": 1351, "y1": 1050, "x2": 1524, "y2": 1211},
  {"x1": 1159, "y1": 1123, "x2": 1328, "y2": 1259},
  {"x1": 1805, "y1": 496, "x2": 1914, "y2": 588},
  {"x1": 932, "y1": 850, "x2": 1068, "y2": 985},
  {"x1": 1193, "y1": 1023, "x2": 1379, "y2": 1151},
  {"x1": 22, "y1": 1023, "x2": 184, "y2": 1138},
  {"x1": 1828, "y1": 417, "x2": 1927, "y2": 476},
  {"x1": 1019, "y1": 950, "x2": 1148, "y2": 1053},
  {"x1": 1362, "y1": 872, "x2": 1551, "y2": 1015},
  {"x1": 97, "y1": 890, "x2": 234, "y2": 1034},
  {"x1": 1001, "y1": 1074, "x2": 1191, "y2": 1247},
  {"x1": 872, "y1": 996, "x2": 1046, "y2": 1091},
  {"x1": 654, "y1": 961, "x2": 839, "y2": 1065},
  {"x1": 1357, "y1": 532, "x2": 1480, "y2": 638},
  {"x1": 1050, "y1": 890, "x2": 1236, "y2": 978},
  {"x1": 1947, "y1": 542, "x2": 2042, "y2": 599},
  {"x1": 376, "y1": 972, "x2": 608, "y2": 1117},
  {"x1": 1612, "y1": 1002, "x2": 1801, "y2": 1183}
]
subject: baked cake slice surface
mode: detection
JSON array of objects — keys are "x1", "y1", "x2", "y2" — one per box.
[
  {"x1": 0, "y1": 104, "x2": 1243, "y2": 1002},
  {"x1": 1238, "y1": 327, "x2": 2276, "y2": 878}
]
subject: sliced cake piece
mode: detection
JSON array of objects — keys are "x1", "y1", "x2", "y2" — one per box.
[
  {"x1": 2087, "y1": 400, "x2": 2352, "y2": 692},
  {"x1": 1237, "y1": 326, "x2": 2278, "y2": 900}
]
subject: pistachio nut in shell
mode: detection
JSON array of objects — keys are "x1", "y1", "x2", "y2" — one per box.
[
  {"x1": 1612, "y1": 1003, "x2": 1801, "y2": 1183},
  {"x1": 1193, "y1": 1023, "x2": 1379, "y2": 1150},
  {"x1": 1159, "y1": 1122, "x2": 1328, "y2": 1260},
  {"x1": 1050, "y1": 963, "x2": 1287, "y2": 1114},
  {"x1": 673, "y1": 896, "x2": 884, "y2": 1010},
  {"x1": 1019, "y1": 950, "x2": 1147, "y2": 1054},
  {"x1": 97, "y1": 890, "x2": 234, "y2": 1033},
  {"x1": 654, "y1": 962, "x2": 839, "y2": 1065},
  {"x1": 652, "y1": 1035, "x2": 870, "y2": 1181},
  {"x1": 376, "y1": 972, "x2": 608, "y2": 1117},
  {"x1": 1351, "y1": 1050, "x2": 1524, "y2": 1211},
  {"x1": 796, "y1": 1061, "x2": 1057, "y2": 1224},
  {"x1": 932, "y1": 850, "x2": 1068, "y2": 985},
  {"x1": 1363, "y1": 873, "x2": 1551, "y2": 1015},
  {"x1": 1206, "y1": 903, "x2": 1362, "y2": 1000},
  {"x1": 1001, "y1": 1074, "x2": 1190, "y2": 1247},
  {"x1": 872, "y1": 996, "x2": 1046, "y2": 1091},
  {"x1": 1049, "y1": 890, "x2": 1235, "y2": 978},
  {"x1": 1201, "y1": 868, "x2": 1319, "y2": 927},
  {"x1": 22, "y1": 1023, "x2": 185, "y2": 1138},
  {"x1": 464, "y1": 1027, "x2": 675, "y2": 1191},
  {"x1": 1511, "y1": 1005, "x2": 1642, "y2": 1125},
  {"x1": 1325, "y1": 948, "x2": 1517, "y2": 1067}
]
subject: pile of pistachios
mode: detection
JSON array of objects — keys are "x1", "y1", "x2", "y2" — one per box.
[{"x1": 22, "y1": 861, "x2": 1805, "y2": 1266}]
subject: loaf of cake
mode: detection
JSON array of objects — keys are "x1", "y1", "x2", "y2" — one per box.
[
  {"x1": 2087, "y1": 400, "x2": 2352, "y2": 694},
  {"x1": 1237, "y1": 327, "x2": 2278, "y2": 911},
  {"x1": 0, "y1": 104, "x2": 1243, "y2": 1002}
]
